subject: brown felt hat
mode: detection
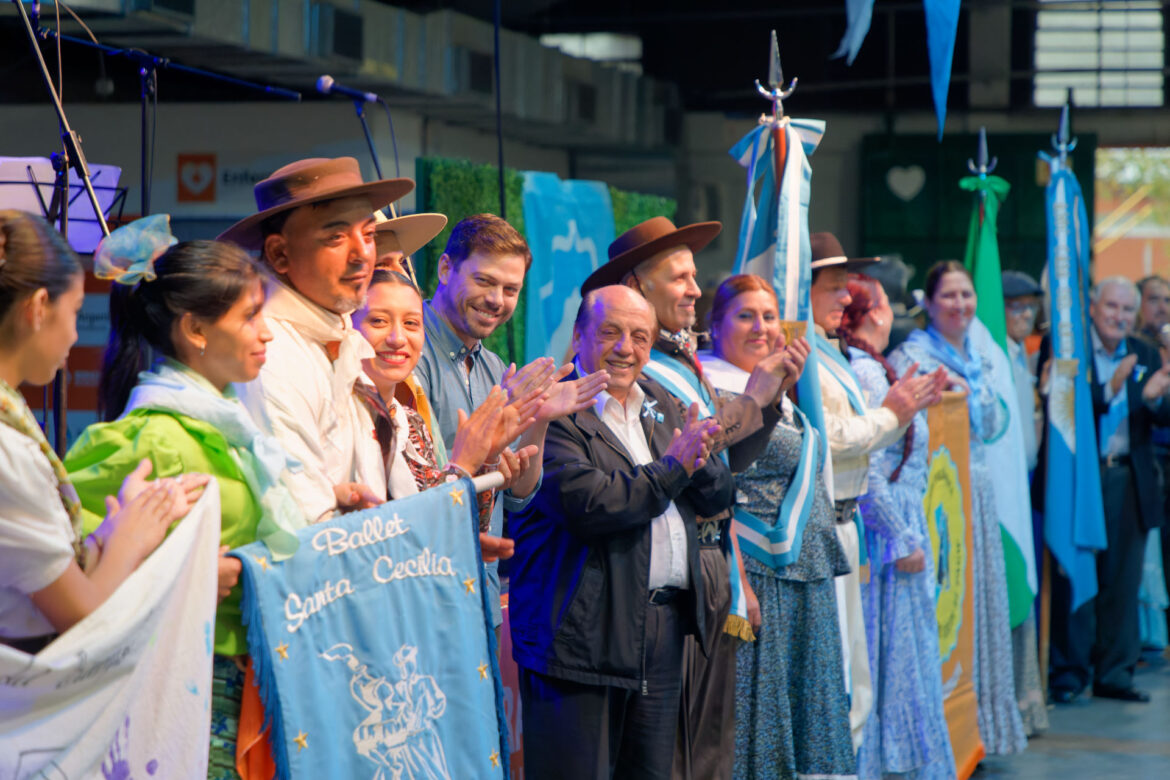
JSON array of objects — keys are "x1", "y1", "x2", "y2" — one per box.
[
  {"x1": 217, "y1": 157, "x2": 415, "y2": 249},
  {"x1": 580, "y1": 216, "x2": 722, "y2": 296},
  {"x1": 810, "y1": 231, "x2": 879, "y2": 272},
  {"x1": 373, "y1": 211, "x2": 448, "y2": 257}
]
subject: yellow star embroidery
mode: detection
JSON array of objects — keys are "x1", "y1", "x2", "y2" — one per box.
[
  {"x1": 477, "y1": 661, "x2": 489, "y2": 679},
  {"x1": 294, "y1": 731, "x2": 308, "y2": 752},
  {"x1": 463, "y1": 577, "x2": 476, "y2": 594},
  {"x1": 275, "y1": 642, "x2": 289, "y2": 661},
  {"x1": 489, "y1": 750, "x2": 500, "y2": 768},
  {"x1": 253, "y1": 555, "x2": 270, "y2": 571},
  {"x1": 449, "y1": 487, "x2": 465, "y2": 506}
]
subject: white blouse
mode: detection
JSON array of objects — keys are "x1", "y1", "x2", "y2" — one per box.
[{"x1": 0, "y1": 423, "x2": 76, "y2": 639}]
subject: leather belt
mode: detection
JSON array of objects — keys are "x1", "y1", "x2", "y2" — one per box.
[
  {"x1": 1101, "y1": 453, "x2": 1131, "y2": 469},
  {"x1": 833, "y1": 498, "x2": 858, "y2": 525},
  {"x1": 648, "y1": 587, "x2": 683, "y2": 605}
]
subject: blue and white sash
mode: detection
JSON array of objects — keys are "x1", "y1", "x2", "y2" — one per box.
[
  {"x1": 701, "y1": 354, "x2": 820, "y2": 571},
  {"x1": 643, "y1": 348, "x2": 715, "y2": 418},
  {"x1": 814, "y1": 332, "x2": 867, "y2": 415},
  {"x1": 646, "y1": 348, "x2": 749, "y2": 638}
]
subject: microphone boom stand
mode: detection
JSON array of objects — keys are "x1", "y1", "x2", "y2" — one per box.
[{"x1": 11, "y1": 0, "x2": 111, "y2": 454}]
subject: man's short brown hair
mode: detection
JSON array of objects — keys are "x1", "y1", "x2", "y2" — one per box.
[{"x1": 442, "y1": 213, "x2": 532, "y2": 270}]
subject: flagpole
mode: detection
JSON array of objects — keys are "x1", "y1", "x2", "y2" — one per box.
[
  {"x1": 757, "y1": 31, "x2": 796, "y2": 196},
  {"x1": 754, "y1": 29, "x2": 799, "y2": 343},
  {"x1": 967, "y1": 126, "x2": 997, "y2": 220}
]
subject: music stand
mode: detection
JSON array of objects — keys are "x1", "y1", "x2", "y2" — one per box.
[{"x1": 0, "y1": 156, "x2": 127, "y2": 254}]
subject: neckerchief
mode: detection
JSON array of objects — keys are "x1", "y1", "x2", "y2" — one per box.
[
  {"x1": 0, "y1": 380, "x2": 83, "y2": 559},
  {"x1": 814, "y1": 332, "x2": 867, "y2": 415},
  {"x1": 905, "y1": 325, "x2": 985, "y2": 435},
  {"x1": 262, "y1": 281, "x2": 374, "y2": 418},
  {"x1": 125, "y1": 359, "x2": 306, "y2": 560}
]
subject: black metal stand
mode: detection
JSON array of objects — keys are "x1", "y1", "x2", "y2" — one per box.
[
  {"x1": 11, "y1": 0, "x2": 110, "y2": 453},
  {"x1": 140, "y1": 64, "x2": 156, "y2": 214}
]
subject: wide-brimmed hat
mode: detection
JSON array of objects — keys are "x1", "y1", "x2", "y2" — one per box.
[
  {"x1": 810, "y1": 232, "x2": 879, "y2": 272},
  {"x1": 580, "y1": 216, "x2": 721, "y2": 296},
  {"x1": 217, "y1": 157, "x2": 414, "y2": 249},
  {"x1": 373, "y1": 210, "x2": 448, "y2": 257}
]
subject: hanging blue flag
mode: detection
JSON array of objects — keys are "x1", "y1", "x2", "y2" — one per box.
[
  {"x1": 831, "y1": 0, "x2": 876, "y2": 66},
  {"x1": 1040, "y1": 153, "x2": 1107, "y2": 611},
  {"x1": 923, "y1": 0, "x2": 961, "y2": 140},
  {"x1": 233, "y1": 479, "x2": 509, "y2": 780}
]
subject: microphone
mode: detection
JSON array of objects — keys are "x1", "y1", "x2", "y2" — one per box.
[{"x1": 316, "y1": 75, "x2": 379, "y2": 104}]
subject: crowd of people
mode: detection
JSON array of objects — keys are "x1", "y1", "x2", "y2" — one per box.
[{"x1": 2, "y1": 154, "x2": 1169, "y2": 780}]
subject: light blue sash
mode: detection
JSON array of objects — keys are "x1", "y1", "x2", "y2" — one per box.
[
  {"x1": 1098, "y1": 340, "x2": 1130, "y2": 457},
  {"x1": 814, "y1": 332, "x2": 867, "y2": 415},
  {"x1": 734, "y1": 404, "x2": 819, "y2": 570}
]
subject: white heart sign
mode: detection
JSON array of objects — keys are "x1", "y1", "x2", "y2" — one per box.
[
  {"x1": 180, "y1": 161, "x2": 214, "y2": 196},
  {"x1": 886, "y1": 165, "x2": 926, "y2": 202}
]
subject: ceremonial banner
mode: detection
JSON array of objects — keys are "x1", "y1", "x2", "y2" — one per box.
[
  {"x1": 521, "y1": 172, "x2": 616, "y2": 364},
  {"x1": 234, "y1": 479, "x2": 508, "y2": 780},
  {"x1": 0, "y1": 486, "x2": 221, "y2": 779},
  {"x1": 924, "y1": 393, "x2": 984, "y2": 779},
  {"x1": 1041, "y1": 151, "x2": 1106, "y2": 611},
  {"x1": 962, "y1": 169, "x2": 1038, "y2": 628}
]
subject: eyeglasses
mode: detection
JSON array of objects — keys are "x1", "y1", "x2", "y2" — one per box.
[{"x1": 1005, "y1": 301, "x2": 1038, "y2": 315}]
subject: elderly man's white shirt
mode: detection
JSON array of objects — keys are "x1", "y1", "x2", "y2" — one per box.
[
  {"x1": 815, "y1": 325, "x2": 904, "y2": 501},
  {"x1": 591, "y1": 383, "x2": 690, "y2": 590},
  {"x1": 237, "y1": 282, "x2": 386, "y2": 522}
]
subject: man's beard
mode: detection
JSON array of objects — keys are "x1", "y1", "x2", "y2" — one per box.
[{"x1": 332, "y1": 291, "x2": 365, "y2": 314}]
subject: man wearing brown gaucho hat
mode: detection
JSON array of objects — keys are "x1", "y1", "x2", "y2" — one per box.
[
  {"x1": 218, "y1": 156, "x2": 416, "y2": 523},
  {"x1": 582, "y1": 216, "x2": 805, "y2": 780},
  {"x1": 808, "y1": 230, "x2": 947, "y2": 753}
]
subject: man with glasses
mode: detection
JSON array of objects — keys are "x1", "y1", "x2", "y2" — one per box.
[{"x1": 1002, "y1": 271, "x2": 1043, "y2": 472}]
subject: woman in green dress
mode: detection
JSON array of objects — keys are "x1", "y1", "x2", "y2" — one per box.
[{"x1": 65, "y1": 217, "x2": 308, "y2": 779}]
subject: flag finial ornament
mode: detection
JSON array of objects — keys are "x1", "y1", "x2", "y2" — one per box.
[
  {"x1": 967, "y1": 127, "x2": 998, "y2": 178},
  {"x1": 755, "y1": 29, "x2": 797, "y2": 124}
]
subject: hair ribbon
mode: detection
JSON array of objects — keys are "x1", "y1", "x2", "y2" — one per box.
[{"x1": 93, "y1": 214, "x2": 178, "y2": 285}]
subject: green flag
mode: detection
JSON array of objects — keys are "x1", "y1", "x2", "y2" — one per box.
[
  {"x1": 961, "y1": 174, "x2": 1011, "y2": 353},
  {"x1": 961, "y1": 173, "x2": 1037, "y2": 627}
]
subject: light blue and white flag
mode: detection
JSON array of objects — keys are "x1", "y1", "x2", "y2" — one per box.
[
  {"x1": 729, "y1": 118, "x2": 833, "y2": 565},
  {"x1": 831, "y1": 0, "x2": 876, "y2": 66},
  {"x1": 521, "y1": 172, "x2": 616, "y2": 364},
  {"x1": 1041, "y1": 152, "x2": 1107, "y2": 611},
  {"x1": 0, "y1": 486, "x2": 221, "y2": 780},
  {"x1": 234, "y1": 479, "x2": 508, "y2": 780}
]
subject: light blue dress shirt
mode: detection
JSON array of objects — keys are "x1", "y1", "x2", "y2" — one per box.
[{"x1": 414, "y1": 300, "x2": 539, "y2": 627}]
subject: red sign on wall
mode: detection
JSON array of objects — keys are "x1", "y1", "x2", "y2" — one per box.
[{"x1": 177, "y1": 153, "x2": 217, "y2": 202}]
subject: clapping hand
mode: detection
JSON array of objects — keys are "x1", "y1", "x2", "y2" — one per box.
[
  {"x1": 503, "y1": 357, "x2": 609, "y2": 424},
  {"x1": 1141, "y1": 361, "x2": 1170, "y2": 403},
  {"x1": 664, "y1": 402, "x2": 721, "y2": 476},
  {"x1": 777, "y1": 337, "x2": 811, "y2": 395}
]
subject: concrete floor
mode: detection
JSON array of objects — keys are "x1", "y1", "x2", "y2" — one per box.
[{"x1": 977, "y1": 651, "x2": 1170, "y2": 779}]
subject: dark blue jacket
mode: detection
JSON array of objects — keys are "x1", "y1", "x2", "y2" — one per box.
[{"x1": 507, "y1": 375, "x2": 734, "y2": 690}]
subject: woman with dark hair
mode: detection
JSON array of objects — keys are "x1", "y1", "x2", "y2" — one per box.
[
  {"x1": 890, "y1": 260, "x2": 1028, "y2": 755},
  {"x1": 0, "y1": 210, "x2": 186, "y2": 649},
  {"x1": 697, "y1": 274, "x2": 854, "y2": 780},
  {"x1": 64, "y1": 216, "x2": 308, "y2": 779},
  {"x1": 839, "y1": 274, "x2": 954, "y2": 779},
  {"x1": 352, "y1": 268, "x2": 537, "y2": 549}
]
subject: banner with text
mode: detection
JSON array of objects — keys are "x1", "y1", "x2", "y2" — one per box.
[
  {"x1": 0, "y1": 486, "x2": 221, "y2": 780},
  {"x1": 924, "y1": 393, "x2": 984, "y2": 779},
  {"x1": 234, "y1": 479, "x2": 508, "y2": 780},
  {"x1": 521, "y1": 172, "x2": 616, "y2": 364}
]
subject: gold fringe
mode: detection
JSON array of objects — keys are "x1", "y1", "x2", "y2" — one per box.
[{"x1": 723, "y1": 614, "x2": 756, "y2": 643}]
